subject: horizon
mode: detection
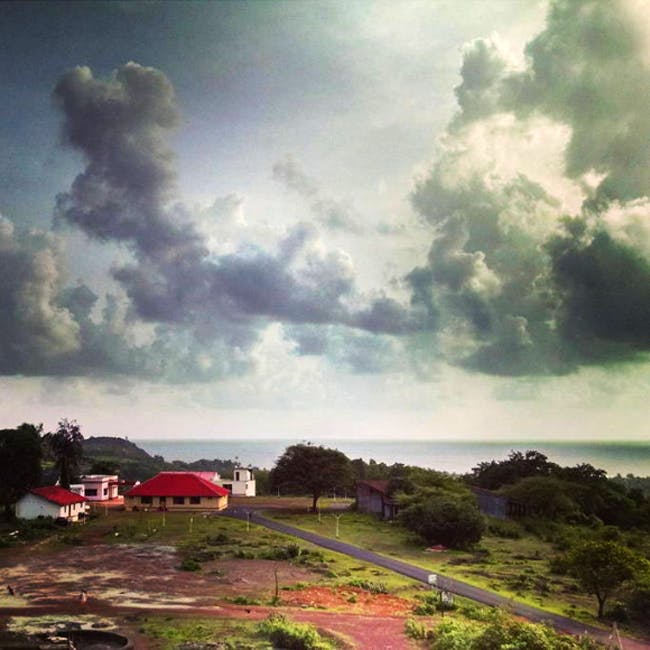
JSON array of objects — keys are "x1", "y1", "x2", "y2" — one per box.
[{"x1": 2, "y1": 1, "x2": 650, "y2": 444}]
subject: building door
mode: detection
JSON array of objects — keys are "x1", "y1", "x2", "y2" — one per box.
[{"x1": 159, "y1": 496, "x2": 166, "y2": 510}]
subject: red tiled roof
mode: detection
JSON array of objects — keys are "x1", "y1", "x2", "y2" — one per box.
[
  {"x1": 31, "y1": 486, "x2": 87, "y2": 506},
  {"x1": 356, "y1": 479, "x2": 390, "y2": 495},
  {"x1": 125, "y1": 472, "x2": 229, "y2": 498}
]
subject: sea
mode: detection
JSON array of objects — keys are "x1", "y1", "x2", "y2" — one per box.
[{"x1": 135, "y1": 439, "x2": 650, "y2": 477}]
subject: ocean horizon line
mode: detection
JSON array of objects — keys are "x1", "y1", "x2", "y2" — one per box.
[{"x1": 131, "y1": 438, "x2": 650, "y2": 477}]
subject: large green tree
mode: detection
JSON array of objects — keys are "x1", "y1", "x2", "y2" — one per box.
[
  {"x1": 0, "y1": 423, "x2": 42, "y2": 519},
  {"x1": 567, "y1": 540, "x2": 644, "y2": 618},
  {"x1": 269, "y1": 444, "x2": 352, "y2": 512},
  {"x1": 399, "y1": 494, "x2": 485, "y2": 549},
  {"x1": 43, "y1": 419, "x2": 84, "y2": 489}
]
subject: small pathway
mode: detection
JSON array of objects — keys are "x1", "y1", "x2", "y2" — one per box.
[{"x1": 225, "y1": 508, "x2": 650, "y2": 650}]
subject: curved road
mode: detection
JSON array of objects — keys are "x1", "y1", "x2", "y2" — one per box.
[{"x1": 226, "y1": 508, "x2": 649, "y2": 650}]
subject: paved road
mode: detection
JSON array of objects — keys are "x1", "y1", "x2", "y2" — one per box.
[{"x1": 225, "y1": 508, "x2": 650, "y2": 650}]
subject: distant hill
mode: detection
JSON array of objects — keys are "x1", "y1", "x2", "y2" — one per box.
[
  {"x1": 81, "y1": 436, "x2": 240, "y2": 482},
  {"x1": 84, "y1": 436, "x2": 157, "y2": 461}
]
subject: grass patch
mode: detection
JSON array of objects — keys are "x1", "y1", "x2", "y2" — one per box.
[
  {"x1": 136, "y1": 615, "x2": 270, "y2": 649},
  {"x1": 262, "y1": 510, "x2": 606, "y2": 624}
]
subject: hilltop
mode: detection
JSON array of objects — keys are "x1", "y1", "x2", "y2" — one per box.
[{"x1": 81, "y1": 436, "x2": 239, "y2": 482}]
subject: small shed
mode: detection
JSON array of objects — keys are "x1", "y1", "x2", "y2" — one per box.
[
  {"x1": 470, "y1": 486, "x2": 527, "y2": 519},
  {"x1": 356, "y1": 480, "x2": 399, "y2": 519},
  {"x1": 16, "y1": 486, "x2": 88, "y2": 522}
]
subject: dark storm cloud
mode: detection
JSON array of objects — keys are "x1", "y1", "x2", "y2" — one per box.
[
  {"x1": 0, "y1": 217, "x2": 252, "y2": 381},
  {"x1": 511, "y1": 0, "x2": 650, "y2": 205},
  {"x1": 46, "y1": 62, "x2": 418, "y2": 379},
  {"x1": 546, "y1": 220, "x2": 650, "y2": 348},
  {"x1": 406, "y1": 0, "x2": 650, "y2": 376},
  {"x1": 54, "y1": 63, "x2": 206, "y2": 262}
]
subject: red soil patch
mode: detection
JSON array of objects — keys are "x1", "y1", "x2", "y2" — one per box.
[
  {"x1": 280, "y1": 585, "x2": 414, "y2": 616},
  {"x1": 0, "y1": 541, "x2": 421, "y2": 649}
]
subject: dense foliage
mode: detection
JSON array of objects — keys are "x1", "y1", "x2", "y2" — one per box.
[
  {"x1": 257, "y1": 614, "x2": 333, "y2": 650},
  {"x1": 429, "y1": 610, "x2": 604, "y2": 650},
  {"x1": 0, "y1": 423, "x2": 42, "y2": 518},
  {"x1": 565, "y1": 540, "x2": 647, "y2": 618},
  {"x1": 269, "y1": 444, "x2": 352, "y2": 511},
  {"x1": 468, "y1": 450, "x2": 650, "y2": 529},
  {"x1": 399, "y1": 494, "x2": 485, "y2": 548},
  {"x1": 42, "y1": 418, "x2": 84, "y2": 488}
]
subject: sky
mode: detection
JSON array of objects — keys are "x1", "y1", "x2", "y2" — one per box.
[{"x1": 1, "y1": 0, "x2": 650, "y2": 442}]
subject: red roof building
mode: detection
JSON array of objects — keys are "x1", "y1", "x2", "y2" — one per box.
[
  {"x1": 15, "y1": 486, "x2": 88, "y2": 522},
  {"x1": 125, "y1": 472, "x2": 229, "y2": 511},
  {"x1": 31, "y1": 486, "x2": 87, "y2": 506}
]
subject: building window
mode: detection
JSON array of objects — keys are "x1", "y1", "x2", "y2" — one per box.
[
  {"x1": 173, "y1": 496, "x2": 185, "y2": 505},
  {"x1": 103, "y1": 487, "x2": 108, "y2": 495},
  {"x1": 85, "y1": 488, "x2": 98, "y2": 497},
  {"x1": 190, "y1": 496, "x2": 201, "y2": 504},
  {"x1": 141, "y1": 496, "x2": 153, "y2": 505},
  {"x1": 235, "y1": 471, "x2": 240, "y2": 481}
]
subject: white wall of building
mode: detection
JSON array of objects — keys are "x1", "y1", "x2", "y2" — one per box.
[
  {"x1": 16, "y1": 494, "x2": 86, "y2": 521},
  {"x1": 80, "y1": 475, "x2": 119, "y2": 501},
  {"x1": 216, "y1": 467, "x2": 256, "y2": 496}
]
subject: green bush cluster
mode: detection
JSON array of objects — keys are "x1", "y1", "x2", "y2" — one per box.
[
  {"x1": 257, "y1": 614, "x2": 334, "y2": 650},
  {"x1": 431, "y1": 610, "x2": 604, "y2": 650},
  {"x1": 413, "y1": 591, "x2": 457, "y2": 615},
  {"x1": 345, "y1": 578, "x2": 388, "y2": 593},
  {"x1": 404, "y1": 617, "x2": 434, "y2": 640}
]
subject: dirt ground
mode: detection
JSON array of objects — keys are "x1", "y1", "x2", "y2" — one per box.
[{"x1": 0, "y1": 541, "x2": 420, "y2": 649}]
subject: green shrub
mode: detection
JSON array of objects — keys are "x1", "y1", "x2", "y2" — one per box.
[
  {"x1": 432, "y1": 610, "x2": 605, "y2": 650},
  {"x1": 227, "y1": 595, "x2": 261, "y2": 606},
  {"x1": 257, "y1": 613, "x2": 333, "y2": 650},
  {"x1": 487, "y1": 518, "x2": 522, "y2": 539},
  {"x1": 404, "y1": 617, "x2": 433, "y2": 640},
  {"x1": 345, "y1": 578, "x2": 387, "y2": 594}
]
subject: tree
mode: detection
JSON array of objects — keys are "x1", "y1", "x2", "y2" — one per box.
[
  {"x1": 269, "y1": 444, "x2": 352, "y2": 512},
  {"x1": 0, "y1": 423, "x2": 42, "y2": 519},
  {"x1": 399, "y1": 495, "x2": 485, "y2": 549},
  {"x1": 468, "y1": 450, "x2": 558, "y2": 490},
  {"x1": 503, "y1": 476, "x2": 581, "y2": 520},
  {"x1": 567, "y1": 540, "x2": 643, "y2": 618},
  {"x1": 43, "y1": 419, "x2": 84, "y2": 489}
]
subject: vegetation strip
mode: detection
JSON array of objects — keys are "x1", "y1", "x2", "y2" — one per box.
[{"x1": 228, "y1": 510, "x2": 644, "y2": 648}]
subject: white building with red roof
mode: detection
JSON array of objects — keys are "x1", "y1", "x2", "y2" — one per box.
[
  {"x1": 124, "y1": 471, "x2": 229, "y2": 512},
  {"x1": 16, "y1": 486, "x2": 88, "y2": 522}
]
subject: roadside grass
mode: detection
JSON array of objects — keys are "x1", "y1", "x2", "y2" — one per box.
[
  {"x1": 263, "y1": 510, "x2": 603, "y2": 626},
  {"x1": 137, "y1": 614, "x2": 347, "y2": 650},
  {"x1": 134, "y1": 615, "x2": 272, "y2": 649}
]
